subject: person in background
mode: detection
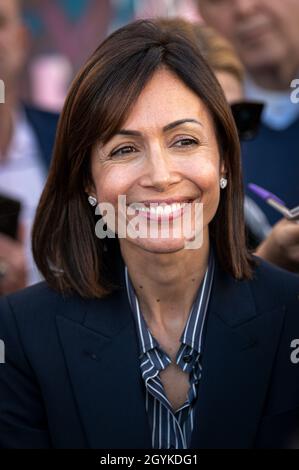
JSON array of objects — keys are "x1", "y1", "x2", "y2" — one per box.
[
  {"x1": 0, "y1": 0, "x2": 58, "y2": 295},
  {"x1": 198, "y1": 0, "x2": 299, "y2": 223},
  {"x1": 157, "y1": 17, "x2": 299, "y2": 274},
  {"x1": 191, "y1": 19, "x2": 299, "y2": 273},
  {"x1": 197, "y1": 0, "x2": 299, "y2": 221},
  {"x1": 197, "y1": 0, "x2": 299, "y2": 272}
]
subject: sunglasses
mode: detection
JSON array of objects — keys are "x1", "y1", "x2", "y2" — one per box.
[{"x1": 230, "y1": 101, "x2": 264, "y2": 141}]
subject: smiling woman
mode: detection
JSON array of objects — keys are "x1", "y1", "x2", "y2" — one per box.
[
  {"x1": 32, "y1": 18, "x2": 251, "y2": 299},
  {"x1": 91, "y1": 68, "x2": 228, "y2": 259},
  {"x1": 0, "y1": 19, "x2": 298, "y2": 450}
]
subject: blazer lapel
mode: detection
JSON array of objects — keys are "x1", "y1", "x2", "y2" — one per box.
[
  {"x1": 190, "y1": 259, "x2": 286, "y2": 449},
  {"x1": 56, "y1": 272, "x2": 152, "y2": 449}
]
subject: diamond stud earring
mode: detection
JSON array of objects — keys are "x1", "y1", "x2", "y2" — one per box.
[
  {"x1": 220, "y1": 177, "x2": 228, "y2": 189},
  {"x1": 88, "y1": 196, "x2": 97, "y2": 207}
]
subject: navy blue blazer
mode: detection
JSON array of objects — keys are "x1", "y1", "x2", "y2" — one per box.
[
  {"x1": 24, "y1": 104, "x2": 59, "y2": 170},
  {"x1": 0, "y1": 257, "x2": 298, "y2": 449}
]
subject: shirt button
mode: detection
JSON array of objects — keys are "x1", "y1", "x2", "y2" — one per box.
[{"x1": 183, "y1": 354, "x2": 192, "y2": 363}]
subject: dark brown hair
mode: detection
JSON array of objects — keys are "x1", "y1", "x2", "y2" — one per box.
[{"x1": 32, "y1": 19, "x2": 253, "y2": 299}]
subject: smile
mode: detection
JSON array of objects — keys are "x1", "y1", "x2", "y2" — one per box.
[
  {"x1": 128, "y1": 198, "x2": 199, "y2": 221},
  {"x1": 132, "y1": 202, "x2": 188, "y2": 215}
]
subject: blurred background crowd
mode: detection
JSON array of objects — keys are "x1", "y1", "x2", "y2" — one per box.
[
  {"x1": 13, "y1": 0, "x2": 201, "y2": 111},
  {"x1": 0, "y1": 0, "x2": 299, "y2": 295}
]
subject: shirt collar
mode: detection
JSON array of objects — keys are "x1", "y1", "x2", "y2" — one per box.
[{"x1": 245, "y1": 74, "x2": 299, "y2": 130}]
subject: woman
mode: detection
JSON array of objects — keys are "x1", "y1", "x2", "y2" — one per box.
[{"x1": 0, "y1": 19, "x2": 298, "y2": 449}]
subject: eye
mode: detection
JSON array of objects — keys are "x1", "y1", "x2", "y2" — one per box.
[
  {"x1": 173, "y1": 138, "x2": 199, "y2": 148},
  {"x1": 110, "y1": 145, "x2": 138, "y2": 158}
]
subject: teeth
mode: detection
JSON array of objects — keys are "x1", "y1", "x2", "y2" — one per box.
[{"x1": 132, "y1": 202, "x2": 190, "y2": 215}]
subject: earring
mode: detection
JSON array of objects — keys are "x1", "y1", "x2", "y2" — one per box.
[
  {"x1": 88, "y1": 196, "x2": 97, "y2": 207},
  {"x1": 220, "y1": 177, "x2": 228, "y2": 189}
]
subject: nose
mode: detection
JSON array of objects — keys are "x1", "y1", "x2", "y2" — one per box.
[
  {"x1": 139, "y1": 145, "x2": 181, "y2": 192},
  {"x1": 233, "y1": 0, "x2": 258, "y2": 18}
]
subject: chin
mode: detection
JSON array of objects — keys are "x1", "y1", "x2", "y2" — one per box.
[{"x1": 130, "y1": 237, "x2": 189, "y2": 254}]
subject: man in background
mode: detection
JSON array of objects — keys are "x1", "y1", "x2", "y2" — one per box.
[
  {"x1": 198, "y1": 0, "x2": 299, "y2": 226},
  {"x1": 0, "y1": 0, "x2": 58, "y2": 295}
]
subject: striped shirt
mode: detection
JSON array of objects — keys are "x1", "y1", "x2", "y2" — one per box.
[{"x1": 124, "y1": 249, "x2": 215, "y2": 449}]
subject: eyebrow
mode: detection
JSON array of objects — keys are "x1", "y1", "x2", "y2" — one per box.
[{"x1": 114, "y1": 119, "x2": 203, "y2": 137}]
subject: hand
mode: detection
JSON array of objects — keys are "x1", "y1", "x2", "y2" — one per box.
[
  {"x1": 255, "y1": 218, "x2": 299, "y2": 272},
  {"x1": 0, "y1": 228, "x2": 27, "y2": 295}
]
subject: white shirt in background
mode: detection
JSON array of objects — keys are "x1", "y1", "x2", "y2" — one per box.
[{"x1": 245, "y1": 75, "x2": 299, "y2": 131}]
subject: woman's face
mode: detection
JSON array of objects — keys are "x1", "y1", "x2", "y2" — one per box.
[{"x1": 90, "y1": 68, "x2": 225, "y2": 254}]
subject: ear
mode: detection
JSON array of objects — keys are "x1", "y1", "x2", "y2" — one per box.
[
  {"x1": 85, "y1": 188, "x2": 95, "y2": 197},
  {"x1": 84, "y1": 171, "x2": 96, "y2": 193},
  {"x1": 220, "y1": 159, "x2": 227, "y2": 176},
  {"x1": 85, "y1": 181, "x2": 97, "y2": 198}
]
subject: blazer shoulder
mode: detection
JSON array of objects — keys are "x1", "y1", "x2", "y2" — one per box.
[
  {"x1": 252, "y1": 257, "x2": 299, "y2": 288},
  {"x1": 251, "y1": 256, "x2": 299, "y2": 312},
  {"x1": 0, "y1": 282, "x2": 86, "y2": 336}
]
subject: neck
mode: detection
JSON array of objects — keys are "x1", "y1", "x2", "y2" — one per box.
[
  {"x1": 0, "y1": 91, "x2": 17, "y2": 160},
  {"x1": 249, "y1": 58, "x2": 299, "y2": 91},
  {"x1": 120, "y1": 229, "x2": 210, "y2": 334}
]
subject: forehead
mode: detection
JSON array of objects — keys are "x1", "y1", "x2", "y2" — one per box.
[{"x1": 122, "y1": 68, "x2": 214, "y2": 132}]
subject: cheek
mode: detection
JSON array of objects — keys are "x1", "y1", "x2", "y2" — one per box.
[
  {"x1": 186, "y1": 157, "x2": 220, "y2": 194},
  {"x1": 187, "y1": 159, "x2": 221, "y2": 223},
  {"x1": 92, "y1": 164, "x2": 133, "y2": 205}
]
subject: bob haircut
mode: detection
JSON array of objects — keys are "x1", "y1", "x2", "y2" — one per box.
[{"x1": 32, "y1": 19, "x2": 254, "y2": 299}]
